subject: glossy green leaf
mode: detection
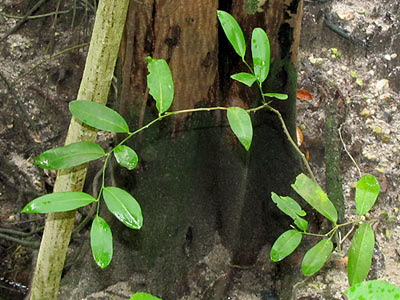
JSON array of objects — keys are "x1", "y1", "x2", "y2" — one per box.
[
  {"x1": 231, "y1": 72, "x2": 257, "y2": 87},
  {"x1": 103, "y1": 187, "x2": 143, "y2": 230},
  {"x1": 251, "y1": 27, "x2": 270, "y2": 84},
  {"x1": 69, "y1": 100, "x2": 129, "y2": 133},
  {"x1": 21, "y1": 192, "x2": 96, "y2": 213},
  {"x1": 270, "y1": 229, "x2": 302, "y2": 262},
  {"x1": 263, "y1": 93, "x2": 288, "y2": 100},
  {"x1": 113, "y1": 145, "x2": 138, "y2": 170},
  {"x1": 301, "y1": 239, "x2": 333, "y2": 276},
  {"x1": 129, "y1": 292, "x2": 163, "y2": 300},
  {"x1": 291, "y1": 173, "x2": 338, "y2": 224},
  {"x1": 90, "y1": 216, "x2": 113, "y2": 269},
  {"x1": 348, "y1": 223, "x2": 375, "y2": 286},
  {"x1": 146, "y1": 57, "x2": 174, "y2": 114},
  {"x1": 271, "y1": 193, "x2": 306, "y2": 218},
  {"x1": 34, "y1": 141, "x2": 105, "y2": 170},
  {"x1": 227, "y1": 107, "x2": 253, "y2": 151},
  {"x1": 355, "y1": 174, "x2": 380, "y2": 216},
  {"x1": 217, "y1": 10, "x2": 246, "y2": 59},
  {"x1": 271, "y1": 193, "x2": 308, "y2": 231},
  {"x1": 345, "y1": 280, "x2": 400, "y2": 300},
  {"x1": 294, "y1": 217, "x2": 309, "y2": 232}
]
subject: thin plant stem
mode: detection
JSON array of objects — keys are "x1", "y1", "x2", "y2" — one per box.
[
  {"x1": 266, "y1": 105, "x2": 317, "y2": 183},
  {"x1": 339, "y1": 123, "x2": 362, "y2": 178}
]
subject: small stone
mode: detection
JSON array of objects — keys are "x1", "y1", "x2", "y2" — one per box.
[
  {"x1": 376, "y1": 79, "x2": 389, "y2": 91},
  {"x1": 391, "y1": 53, "x2": 397, "y2": 59},
  {"x1": 341, "y1": 65, "x2": 348, "y2": 71},
  {"x1": 384, "y1": 54, "x2": 391, "y2": 61},
  {"x1": 364, "y1": 152, "x2": 378, "y2": 160},
  {"x1": 337, "y1": 9, "x2": 355, "y2": 21},
  {"x1": 360, "y1": 108, "x2": 370, "y2": 117},
  {"x1": 309, "y1": 55, "x2": 323, "y2": 65},
  {"x1": 379, "y1": 93, "x2": 392, "y2": 101}
]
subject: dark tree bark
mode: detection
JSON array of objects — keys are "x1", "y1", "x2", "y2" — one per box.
[{"x1": 59, "y1": 1, "x2": 305, "y2": 299}]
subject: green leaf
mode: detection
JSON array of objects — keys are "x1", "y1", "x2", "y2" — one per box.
[
  {"x1": 271, "y1": 193, "x2": 306, "y2": 219},
  {"x1": 271, "y1": 193, "x2": 308, "y2": 231},
  {"x1": 113, "y1": 145, "x2": 138, "y2": 170},
  {"x1": 294, "y1": 217, "x2": 309, "y2": 232},
  {"x1": 103, "y1": 187, "x2": 143, "y2": 230},
  {"x1": 348, "y1": 223, "x2": 375, "y2": 286},
  {"x1": 69, "y1": 100, "x2": 129, "y2": 133},
  {"x1": 251, "y1": 27, "x2": 270, "y2": 84},
  {"x1": 90, "y1": 216, "x2": 113, "y2": 269},
  {"x1": 217, "y1": 10, "x2": 246, "y2": 59},
  {"x1": 345, "y1": 280, "x2": 400, "y2": 300},
  {"x1": 301, "y1": 239, "x2": 333, "y2": 276},
  {"x1": 270, "y1": 229, "x2": 302, "y2": 262},
  {"x1": 21, "y1": 192, "x2": 96, "y2": 213},
  {"x1": 34, "y1": 141, "x2": 105, "y2": 170},
  {"x1": 231, "y1": 72, "x2": 257, "y2": 87},
  {"x1": 291, "y1": 173, "x2": 338, "y2": 224},
  {"x1": 263, "y1": 93, "x2": 288, "y2": 100},
  {"x1": 129, "y1": 292, "x2": 163, "y2": 300},
  {"x1": 227, "y1": 107, "x2": 253, "y2": 151},
  {"x1": 146, "y1": 57, "x2": 174, "y2": 115},
  {"x1": 355, "y1": 174, "x2": 380, "y2": 216}
]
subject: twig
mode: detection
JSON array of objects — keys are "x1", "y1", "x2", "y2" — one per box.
[
  {"x1": 0, "y1": 10, "x2": 70, "y2": 20},
  {"x1": 0, "y1": 232, "x2": 40, "y2": 248},
  {"x1": 323, "y1": 14, "x2": 366, "y2": 48},
  {"x1": 338, "y1": 123, "x2": 362, "y2": 177},
  {"x1": 72, "y1": 167, "x2": 103, "y2": 234},
  {"x1": 267, "y1": 106, "x2": 317, "y2": 182},
  {"x1": 0, "y1": 0, "x2": 49, "y2": 43},
  {"x1": 0, "y1": 227, "x2": 43, "y2": 237}
]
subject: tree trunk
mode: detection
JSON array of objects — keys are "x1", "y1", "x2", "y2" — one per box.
[{"x1": 59, "y1": 1, "x2": 304, "y2": 299}]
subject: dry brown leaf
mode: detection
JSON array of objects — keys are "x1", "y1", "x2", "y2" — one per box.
[
  {"x1": 297, "y1": 89, "x2": 313, "y2": 101},
  {"x1": 296, "y1": 126, "x2": 304, "y2": 147}
]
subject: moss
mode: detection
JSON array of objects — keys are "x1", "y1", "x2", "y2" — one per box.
[{"x1": 324, "y1": 99, "x2": 345, "y2": 223}]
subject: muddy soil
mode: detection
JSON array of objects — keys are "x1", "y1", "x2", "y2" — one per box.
[{"x1": 0, "y1": 0, "x2": 399, "y2": 299}]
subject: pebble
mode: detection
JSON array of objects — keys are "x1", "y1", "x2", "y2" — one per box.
[
  {"x1": 379, "y1": 93, "x2": 392, "y2": 101},
  {"x1": 384, "y1": 54, "x2": 391, "y2": 61},
  {"x1": 376, "y1": 79, "x2": 389, "y2": 91},
  {"x1": 364, "y1": 152, "x2": 378, "y2": 161},
  {"x1": 336, "y1": 9, "x2": 355, "y2": 21}
]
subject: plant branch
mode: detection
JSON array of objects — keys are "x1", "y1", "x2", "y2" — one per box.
[{"x1": 266, "y1": 106, "x2": 317, "y2": 182}]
